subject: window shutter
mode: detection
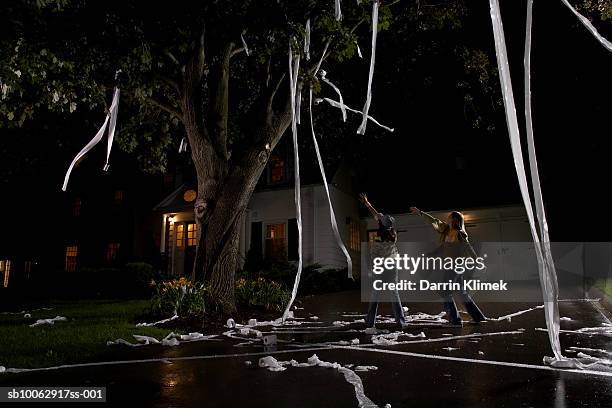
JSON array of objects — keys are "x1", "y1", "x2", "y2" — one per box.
[
  {"x1": 288, "y1": 218, "x2": 298, "y2": 261},
  {"x1": 250, "y1": 222, "x2": 263, "y2": 257}
]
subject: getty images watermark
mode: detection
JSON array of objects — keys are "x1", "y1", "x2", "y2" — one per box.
[
  {"x1": 360, "y1": 242, "x2": 608, "y2": 302},
  {"x1": 370, "y1": 252, "x2": 507, "y2": 292}
]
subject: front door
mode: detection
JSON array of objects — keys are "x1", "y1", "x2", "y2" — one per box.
[{"x1": 183, "y1": 222, "x2": 198, "y2": 276}]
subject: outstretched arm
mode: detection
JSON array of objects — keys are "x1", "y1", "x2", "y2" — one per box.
[
  {"x1": 359, "y1": 193, "x2": 382, "y2": 221},
  {"x1": 410, "y1": 207, "x2": 448, "y2": 233}
]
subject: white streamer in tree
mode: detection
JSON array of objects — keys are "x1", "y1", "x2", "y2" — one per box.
[
  {"x1": 319, "y1": 70, "x2": 347, "y2": 122},
  {"x1": 357, "y1": 0, "x2": 380, "y2": 135},
  {"x1": 282, "y1": 43, "x2": 303, "y2": 322},
  {"x1": 62, "y1": 88, "x2": 120, "y2": 191},
  {"x1": 524, "y1": 2, "x2": 610, "y2": 371},
  {"x1": 241, "y1": 33, "x2": 251, "y2": 56},
  {"x1": 319, "y1": 97, "x2": 394, "y2": 132},
  {"x1": 305, "y1": 19, "x2": 311, "y2": 61},
  {"x1": 488, "y1": 0, "x2": 563, "y2": 361},
  {"x1": 296, "y1": 86, "x2": 303, "y2": 124},
  {"x1": 524, "y1": 0, "x2": 562, "y2": 362},
  {"x1": 560, "y1": 0, "x2": 612, "y2": 52},
  {"x1": 335, "y1": 0, "x2": 342, "y2": 21},
  {"x1": 356, "y1": 41, "x2": 363, "y2": 58},
  {"x1": 178, "y1": 137, "x2": 188, "y2": 153},
  {"x1": 104, "y1": 88, "x2": 120, "y2": 171},
  {"x1": 314, "y1": 40, "x2": 331, "y2": 76},
  {"x1": 309, "y1": 89, "x2": 353, "y2": 278}
]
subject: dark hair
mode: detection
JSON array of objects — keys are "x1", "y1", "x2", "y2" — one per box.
[
  {"x1": 449, "y1": 211, "x2": 467, "y2": 235},
  {"x1": 378, "y1": 222, "x2": 397, "y2": 243}
]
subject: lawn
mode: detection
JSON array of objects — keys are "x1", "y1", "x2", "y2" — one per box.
[
  {"x1": 595, "y1": 278, "x2": 612, "y2": 297},
  {"x1": 0, "y1": 299, "x2": 175, "y2": 369}
]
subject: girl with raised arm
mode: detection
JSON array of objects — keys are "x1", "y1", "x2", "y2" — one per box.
[
  {"x1": 410, "y1": 207, "x2": 487, "y2": 326},
  {"x1": 360, "y1": 193, "x2": 406, "y2": 332}
]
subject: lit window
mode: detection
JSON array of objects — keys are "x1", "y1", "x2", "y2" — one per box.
[
  {"x1": 2, "y1": 260, "x2": 11, "y2": 288},
  {"x1": 176, "y1": 224, "x2": 184, "y2": 247},
  {"x1": 265, "y1": 223, "x2": 286, "y2": 260},
  {"x1": 65, "y1": 245, "x2": 78, "y2": 272},
  {"x1": 73, "y1": 197, "x2": 81, "y2": 217},
  {"x1": 114, "y1": 190, "x2": 124, "y2": 206},
  {"x1": 186, "y1": 223, "x2": 197, "y2": 246},
  {"x1": 268, "y1": 155, "x2": 285, "y2": 184},
  {"x1": 349, "y1": 220, "x2": 361, "y2": 252},
  {"x1": 106, "y1": 242, "x2": 120, "y2": 262},
  {"x1": 367, "y1": 230, "x2": 378, "y2": 243}
]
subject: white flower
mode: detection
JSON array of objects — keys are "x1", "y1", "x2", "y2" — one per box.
[
  {"x1": 52, "y1": 91, "x2": 59, "y2": 103},
  {"x1": 70, "y1": 102, "x2": 77, "y2": 112},
  {"x1": 14, "y1": 70, "x2": 21, "y2": 78},
  {"x1": 1, "y1": 83, "x2": 9, "y2": 99}
]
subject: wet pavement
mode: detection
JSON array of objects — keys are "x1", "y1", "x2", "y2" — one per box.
[{"x1": 1, "y1": 291, "x2": 611, "y2": 407}]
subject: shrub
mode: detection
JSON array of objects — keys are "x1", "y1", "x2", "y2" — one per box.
[
  {"x1": 300, "y1": 266, "x2": 359, "y2": 294},
  {"x1": 235, "y1": 277, "x2": 290, "y2": 312},
  {"x1": 240, "y1": 259, "x2": 358, "y2": 295},
  {"x1": 149, "y1": 277, "x2": 221, "y2": 318}
]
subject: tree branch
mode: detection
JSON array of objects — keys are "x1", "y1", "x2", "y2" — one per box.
[
  {"x1": 146, "y1": 95, "x2": 183, "y2": 121},
  {"x1": 230, "y1": 47, "x2": 245, "y2": 58},
  {"x1": 153, "y1": 72, "x2": 180, "y2": 93},
  {"x1": 197, "y1": 26, "x2": 206, "y2": 79},
  {"x1": 267, "y1": 72, "x2": 286, "y2": 115},
  {"x1": 208, "y1": 42, "x2": 234, "y2": 160}
]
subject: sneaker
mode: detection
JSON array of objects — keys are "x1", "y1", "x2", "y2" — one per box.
[{"x1": 449, "y1": 320, "x2": 463, "y2": 328}]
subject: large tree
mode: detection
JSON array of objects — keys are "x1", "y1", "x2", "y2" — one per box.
[
  {"x1": 9, "y1": 0, "x2": 607, "y2": 312},
  {"x1": 1, "y1": 0, "x2": 399, "y2": 313}
]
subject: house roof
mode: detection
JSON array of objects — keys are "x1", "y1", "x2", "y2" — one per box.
[
  {"x1": 154, "y1": 149, "x2": 355, "y2": 213},
  {"x1": 153, "y1": 184, "x2": 194, "y2": 213}
]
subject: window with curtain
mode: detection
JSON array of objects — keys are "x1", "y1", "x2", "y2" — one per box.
[
  {"x1": 267, "y1": 154, "x2": 286, "y2": 184},
  {"x1": 186, "y1": 223, "x2": 197, "y2": 246},
  {"x1": 349, "y1": 220, "x2": 361, "y2": 252},
  {"x1": 265, "y1": 223, "x2": 286, "y2": 260},
  {"x1": 65, "y1": 245, "x2": 78, "y2": 272},
  {"x1": 176, "y1": 224, "x2": 185, "y2": 247}
]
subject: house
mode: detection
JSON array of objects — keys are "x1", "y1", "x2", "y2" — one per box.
[
  {"x1": 154, "y1": 141, "x2": 362, "y2": 276},
  {"x1": 48, "y1": 159, "x2": 175, "y2": 276},
  {"x1": 154, "y1": 140, "x2": 532, "y2": 277}
]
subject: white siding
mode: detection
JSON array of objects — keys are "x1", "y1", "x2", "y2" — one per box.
[
  {"x1": 246, "y1": 186, "x2": 316, "y2": 264},
  {"x1": 244, "y1": 184, "x2": 356, "y2": 270},
  {"x1": 313, "y1": 185, "x2": 359, "y2": 270}
]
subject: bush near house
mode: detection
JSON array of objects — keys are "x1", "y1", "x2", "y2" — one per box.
[
  {"x1": 149, "y1": 277, "x2": 222, "y2": 318},
  {"x1": 235, "y1": 277, "x2": 289, "y2": 312},
  {"x1": 149, "y1": 276, "x2": 290, "y2": 317},
  {"x1": 240, "y1": 259, "x2": 359, "y2": 295}
]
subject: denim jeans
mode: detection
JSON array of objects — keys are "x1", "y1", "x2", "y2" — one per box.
[
  {"x1": 365, "y1": 268, "x2": 406, "y2": 327},
  {"x1": 441, "y1": 275, "x2": 486, "y2": 324}
]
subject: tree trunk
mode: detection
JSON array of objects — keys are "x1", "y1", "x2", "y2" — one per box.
[
  {"x1": 180, "y1": 45, "x2": 293, "y2": 315},
  {"x1": 188, "y1": 123, "x2": 288, "y2": 315}
]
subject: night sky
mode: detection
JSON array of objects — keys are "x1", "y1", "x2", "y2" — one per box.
[{"x1": 1, "y1": 0, "x2": 611, "y2": 258}]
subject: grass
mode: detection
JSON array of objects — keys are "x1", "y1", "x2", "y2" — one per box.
[
  {"x1": 594, "y1": 278, "x2": 612, "y2": 297},
  {"x1": 0, "y1": 299, "x2": 176, "y2": 369}
]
